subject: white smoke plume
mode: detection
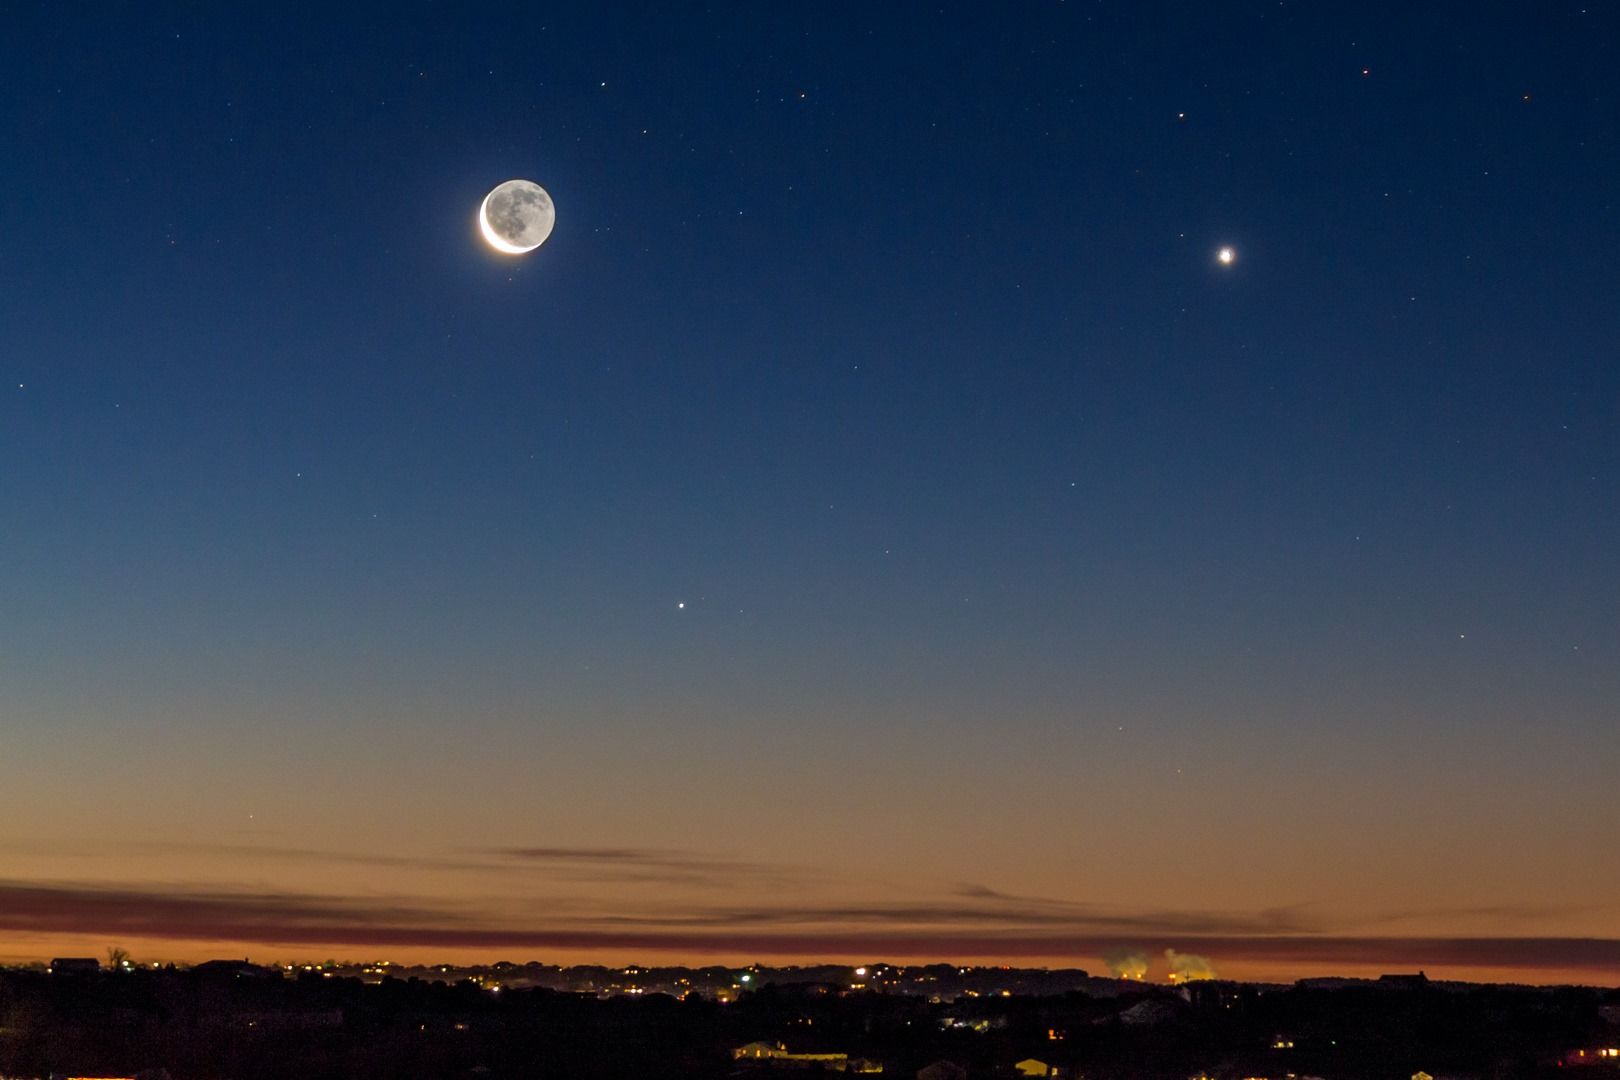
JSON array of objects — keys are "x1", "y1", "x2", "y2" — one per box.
[
  {"x1": 1103, "y1": 948, "x2": 1150, "y2": 980},
  {"x1": 1164, "y1": 948, "x2": 1216, "y2": 983}
]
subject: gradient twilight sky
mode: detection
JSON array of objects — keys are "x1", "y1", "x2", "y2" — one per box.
[{"x1": 2, "y1": 2, "x2": 1618, "y2": 985}]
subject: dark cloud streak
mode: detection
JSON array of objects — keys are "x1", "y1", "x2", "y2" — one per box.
[{"x1": 3, "y1": 840, "x2": 789, "y2": 888}]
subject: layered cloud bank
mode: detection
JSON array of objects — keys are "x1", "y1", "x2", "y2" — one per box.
[{"x1": 4, "y1": 876, "x2": 1618, "y2": 983}]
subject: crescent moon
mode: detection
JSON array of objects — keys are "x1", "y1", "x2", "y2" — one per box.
[{"x1": 479, "y1": 189, "x2": 534, "y2": 255}]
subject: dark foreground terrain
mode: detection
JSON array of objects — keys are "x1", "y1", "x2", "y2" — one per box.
[{"x1": 2, "y1": 964, "x2": 1617, "y2": 1079}]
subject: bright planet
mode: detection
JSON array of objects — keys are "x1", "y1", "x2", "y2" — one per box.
[{"x1": 478, "y1": 179, "x2": 554, "y2": 254}]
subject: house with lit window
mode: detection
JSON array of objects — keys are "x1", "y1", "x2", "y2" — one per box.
[{"x1": 733, "y1": 1040, "x2": 857, "y2": 1070}]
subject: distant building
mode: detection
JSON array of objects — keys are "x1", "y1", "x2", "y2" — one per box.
[
  {"x1": 1014, "y1": 1059, "x2": 1057, "y2": 1078},
  {"x1": 233, "y1": 1009, "x2": 345, "y2": 1031},
  {"x1": 49, "y1": 957, "x2": 100, "y2": 975},
  {"x1": 733, "y1": 1041, "x2": 852, "y2": 1069},
  {"x1": 193, "y1": 959, "x2": 277, "y2": 979},
  {"x1": 1379, "y1": 972, "x2": 1430, "y2": 989},
  {"x1": 1116, "y1": 998, "x2": 1182, "y2": 1025},
  {"x1": 917, "y1": 1062, "x2": 967, "y2": 1080},
  {"x1": 1563, "y1": 1047, "x2": 1620, "y2": 1067},
  {"x1": 736, "y1": 1041, "x2": 783, "y2": 1060},
  {"x1": 1180, "y1": 980, "x2": 1243, "y2": 1011}
]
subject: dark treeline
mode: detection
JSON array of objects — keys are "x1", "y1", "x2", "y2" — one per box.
[{"x1": 1, "y1": 966, "x2": 1617, "y2": 1079}]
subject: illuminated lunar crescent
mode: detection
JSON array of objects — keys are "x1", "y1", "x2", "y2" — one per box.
[{"x1": 479, "y1": 179, "x2": 554, "y2": 255}]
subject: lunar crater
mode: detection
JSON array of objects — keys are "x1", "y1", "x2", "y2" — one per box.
[{"x1": 480, "y1": 179, "x2": 554, "y2": 254}]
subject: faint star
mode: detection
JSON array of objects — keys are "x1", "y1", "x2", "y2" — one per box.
[{"x1": 677, "y1": 601, "x2": 685, "y2": 609}]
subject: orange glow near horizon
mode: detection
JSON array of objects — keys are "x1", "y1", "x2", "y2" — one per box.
[
  {"x1": 5, "y1": 735, "x2": 1620, "y2": 989},
  {"x1": 2, "y1": 932, "x2": 1616, "y2": 989}
]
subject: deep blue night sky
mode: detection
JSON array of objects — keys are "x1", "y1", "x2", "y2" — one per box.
[{"x1": 2, "y1": 2, "x2": 1618, "y2": 979}]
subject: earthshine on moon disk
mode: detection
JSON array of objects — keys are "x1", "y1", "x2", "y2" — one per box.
[{"x1": 479, "y1": 179, "x2": 554, "y2": 255}]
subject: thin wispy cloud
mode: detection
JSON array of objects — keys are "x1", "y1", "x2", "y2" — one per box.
[
  {"x1": 488, "y1": 846, "x2": 797, "y2": 887},
  {"x1": 1, "y1": 839, "x2": 791, "y2": 888},
  {"x1": 594, "y1": 902, "x2": 1316, "y2": 935}
]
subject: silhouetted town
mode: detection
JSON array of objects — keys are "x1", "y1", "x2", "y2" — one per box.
[{"x1": 2, "y1": 957, "x2": 1618, "y2": 1079}]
